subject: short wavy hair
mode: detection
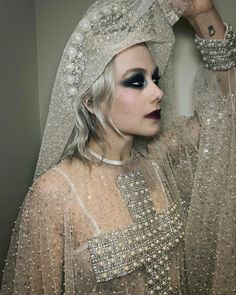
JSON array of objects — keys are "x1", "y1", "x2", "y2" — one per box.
[{"x1": 61, "y1": 45, "x2": 151, "y2": 165}]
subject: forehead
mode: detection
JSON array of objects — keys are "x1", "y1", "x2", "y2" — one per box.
[{"x1": 114, "y1": 44, "x2": 157, "y2": 75}]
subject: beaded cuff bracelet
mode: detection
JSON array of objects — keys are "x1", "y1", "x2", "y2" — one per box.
[{"x1": 194, "y1": 22, "x2": 236, "y2": 71}]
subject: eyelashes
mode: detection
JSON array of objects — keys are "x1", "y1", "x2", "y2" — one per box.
[
  {"x1": 152, "y1": 73, "x2": 161, "y2": 86},
  {"x1": 122, "y1": 73, "x2": 146, "y2": 88},
  {"x1": 121, "y1": 72, "x2": 161, "y2": 89}
]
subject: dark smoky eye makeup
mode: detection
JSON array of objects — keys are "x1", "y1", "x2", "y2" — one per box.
[
  {"x1": 152, "y1": 69, "x2": 161, "y2": 85},
  {"x1": 121, "y1": 67, "x2": 161, "y2": 89},
  {"x1": 121, "y1": 72, "x2": 146, "y2": 89}
]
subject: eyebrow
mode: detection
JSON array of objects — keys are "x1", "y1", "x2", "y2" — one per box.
[{"x1": 122, "y1": 66, "x2": 159, "y2": 78}]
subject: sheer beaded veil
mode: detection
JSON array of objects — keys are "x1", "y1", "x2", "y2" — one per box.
[
  {"x1": 1, "y1": 0, "x2": 236, "y2": 294},
  {"x1": 33, "y1": 0, "x2": 191, "y2": 180}
]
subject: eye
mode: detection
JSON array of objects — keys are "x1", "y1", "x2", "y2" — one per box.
[
  {"x1": 122, "y1": 73, "x2": 147, "y2": 89},
  {"x1": 152, "y1": 73, "x2": 161, "y2": 85}
]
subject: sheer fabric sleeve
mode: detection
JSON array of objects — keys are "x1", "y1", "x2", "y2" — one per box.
[
  {"x1": 185, "y1": 64, "x2": 236, "y2": 293},
  {"x1": 165, "y1": 115, "x2": 200, "y2": 216},
  {"x1": 149, "y1": 114, "x2": 200, "y2": 217},
  {"x1": 1, "y1": 169, "x2": 66, "y2": 294}
]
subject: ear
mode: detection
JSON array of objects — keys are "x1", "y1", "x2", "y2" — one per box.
[{"x1": 83, "y1": 96, "x2": 95, "y2": 114}]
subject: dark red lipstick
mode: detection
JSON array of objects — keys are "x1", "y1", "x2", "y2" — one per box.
[{"x1": 144, "y1": 109, "x2": 161, "y2": 120}]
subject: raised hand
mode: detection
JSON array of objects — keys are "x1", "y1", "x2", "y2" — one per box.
[
  {"x1": 182, "y1": 0, "x2": 214, "y2": 19},
  {"x1": 181, "y1": 0, "x2": 225, "y2": 40}
]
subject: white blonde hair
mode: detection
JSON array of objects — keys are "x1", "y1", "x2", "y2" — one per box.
[{"x1": 61, "y1": 47, "x2": 151, "y2": 165}]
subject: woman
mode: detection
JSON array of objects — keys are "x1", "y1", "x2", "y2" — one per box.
[{"x1": 1, "y1": 0, "x2": 235, "y2": 294}]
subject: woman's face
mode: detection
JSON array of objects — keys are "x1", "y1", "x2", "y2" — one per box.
[{"x1": 110, "y1": 43, "x2": 164, "y2": 137}]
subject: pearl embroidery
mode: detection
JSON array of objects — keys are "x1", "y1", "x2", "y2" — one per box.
[{"x1": 88, "y1": 170, "x2": 184, "y2": 294}]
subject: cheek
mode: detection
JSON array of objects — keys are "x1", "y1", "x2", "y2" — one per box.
[{"x1": 112, "y1": 89, "x2": 139, "y2": 117}]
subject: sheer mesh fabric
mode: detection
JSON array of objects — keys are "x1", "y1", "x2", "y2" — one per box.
[
  {"x1": 185, "y1": 67, "x2": 236, "y2": 294},
  {"x1": 1, "y1": 66, "x2": 235, "y2": 294},
  {"x1": 1, "y1": 146, "x2": 190, "y2": 294}
]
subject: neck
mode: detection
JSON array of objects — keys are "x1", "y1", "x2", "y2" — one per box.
[{"x1": 88, "y1": 132, "x2": 133, "y2": 162}]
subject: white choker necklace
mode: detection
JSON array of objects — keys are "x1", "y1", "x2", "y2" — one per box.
[{"x1": 88, "y1": 148, "x2": 133, "y2": 166}]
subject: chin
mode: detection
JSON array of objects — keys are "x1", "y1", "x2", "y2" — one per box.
[
  {"x1": 146, "y1": 129, "x2": 160, "y2": 137},
  {"x1": 136, "y1": 126, "x2": 161, "y2": 137},
  {"x1": 122, "y1": 122, "x2": 161, "y2": 137},
  {"x1": 146, "y1": 124, "x2": 161, "y2": 136}
]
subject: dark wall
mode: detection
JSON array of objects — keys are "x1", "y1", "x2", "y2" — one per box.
[{"x1": 0, "y1": 0, "x2": 40, "y2": 281}]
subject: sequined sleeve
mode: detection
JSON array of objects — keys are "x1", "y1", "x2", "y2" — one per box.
[
  {"x1": 0, "y1": 169, "x2": 66, "y2": 294},
  {"x1": 166, "y1": 115, "x2": 200, "y2": 215},
  {"x1": 151, "y1": 61, "x2": 236, "y2": 292},
  {"x1": 149, "y1": 114, "x2": 200, "y2": 217},
  {"x1": 184, "y1": 64, "x2": 236, "y2": 293}
]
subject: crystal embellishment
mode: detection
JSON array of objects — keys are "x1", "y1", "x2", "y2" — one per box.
[{"x1": 88, "y1": 170, "x2": 184, "y2": 294}]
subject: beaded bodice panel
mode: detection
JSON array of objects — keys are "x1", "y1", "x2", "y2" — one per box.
[
  {"x1": 68, "y1": 156, "x2": 187, "y2": 295},
  {"x1": 88, "y1": 170, "x2": 184, "y2": 294}
]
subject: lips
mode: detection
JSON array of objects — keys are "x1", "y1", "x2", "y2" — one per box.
[{"x1": 144, "y1": 109, "x2": 161, "y2": 120}]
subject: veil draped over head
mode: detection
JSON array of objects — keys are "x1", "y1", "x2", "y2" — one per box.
[{"x1": 33, "y1": 0, "x2": 191, "y2": 180}]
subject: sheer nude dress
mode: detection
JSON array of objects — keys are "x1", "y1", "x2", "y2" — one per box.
[{"x1": 1, "y1": 67, "x2": 235, "y2": 294}]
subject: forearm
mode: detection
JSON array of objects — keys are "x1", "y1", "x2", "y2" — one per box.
[
  {"x1": 184, "y1": 3, "x2": 236, "y2": 73},
  {"x1": 186, "y1": 6, "x2": 226, "y2": 40}
]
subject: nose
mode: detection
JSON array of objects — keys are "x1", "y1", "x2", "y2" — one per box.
[{"x1": 150, "y1": 81, "x2": 164, "y2": 103}]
